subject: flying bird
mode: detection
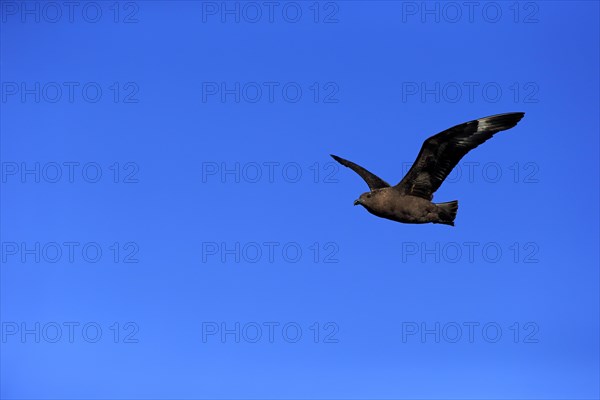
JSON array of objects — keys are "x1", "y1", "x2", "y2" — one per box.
[{"x1": 331, "y1": 112, "x2": 525, "y2": 226}]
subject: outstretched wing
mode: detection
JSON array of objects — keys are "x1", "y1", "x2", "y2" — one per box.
[
  {"x1": 330, "y1": 154, "x2": 390, "y2": 191},
  {"x1": 395, "y1": 112, "x2": 525, "y2": 200}
]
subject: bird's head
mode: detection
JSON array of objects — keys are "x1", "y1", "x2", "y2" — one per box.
[{"x1": 354, "y1": 191, "x2": 377, "y2": 208}]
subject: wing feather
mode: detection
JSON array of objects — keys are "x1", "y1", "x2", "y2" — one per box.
[
  {"x1": 330, "y1": 154, "x2": 389, "y2": 191},
  {"x1": 395, "y1": 112, "x2": 525, "y2": 200}
]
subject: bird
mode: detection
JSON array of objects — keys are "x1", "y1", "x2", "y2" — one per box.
[{"x1": 330, "y1": 112, "x2": 525, "y2": 226}]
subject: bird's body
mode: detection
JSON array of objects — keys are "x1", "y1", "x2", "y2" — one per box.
[
  {"x1": 331, "y1": 112, "x2": 525, "y2": 226},
  {"x1": 355, "y1": 189, "x2": 457, "y2": 226}
]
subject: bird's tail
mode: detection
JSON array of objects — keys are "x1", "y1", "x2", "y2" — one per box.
[{"x1": 435, "y1": 201, "x2": 459, "y2": 226}]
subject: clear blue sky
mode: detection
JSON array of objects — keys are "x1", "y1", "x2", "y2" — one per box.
[{"x1": 1, "y1": 1, "x2": 599, "y2": 399}]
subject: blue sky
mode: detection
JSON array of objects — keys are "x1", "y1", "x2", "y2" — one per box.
[{"x1": 1, "y1": 1, "x2": 599, "y2": 399}]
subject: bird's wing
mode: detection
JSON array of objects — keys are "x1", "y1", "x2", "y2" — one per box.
[
  {"x1": 395, "y1": 112, "x2": 525, "y2": 200},
  {"x1": 330, "y1": 154, "x2": 390, "y2": 191}
]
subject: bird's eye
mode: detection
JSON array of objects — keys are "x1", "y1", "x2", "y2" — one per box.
[{"x1": 366, "y1": 194, "x2": 371, "y2": 198}]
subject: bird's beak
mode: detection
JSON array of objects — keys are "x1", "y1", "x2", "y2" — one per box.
[{"x1": 353, "y1": 199, "x2": 360, "y2": 206}]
